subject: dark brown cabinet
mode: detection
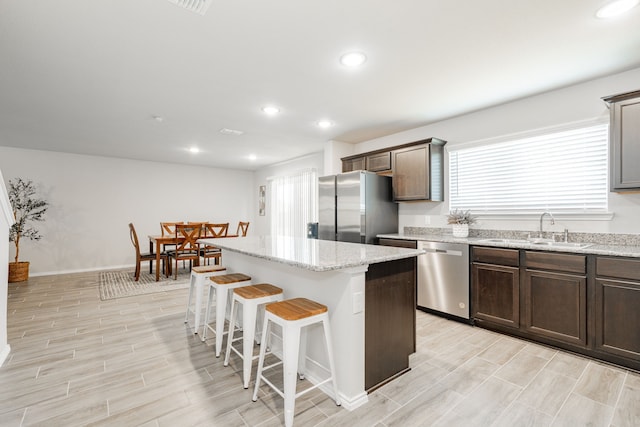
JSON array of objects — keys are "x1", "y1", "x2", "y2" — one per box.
[
  {"x1": 594, "y1": 257, "x2": 640, "y2": 362},
  {"x1": 340, "y1": 138, "x2": 447, "y2": 201},
  {"x1": 603, "y1": 90, "x2": 640, "y2": 191},
  {"x1": 472, "y1": 247, "x2": 520, "y2": 329},
  {"x1": 392, "y1": 140, "x2": 445, "y2": 201},
  {"x1": 523, "y1": 251, "x2": 587, "y2": 347},
  {"x1": 342, "y1": 156, "x2": 365, "y2": 172},
  {"x1": 365, "y1": 238, "x2": 417, "y2": 391},
  {"x1": 366, "y1": 152, "x2": 392, "y2": 173}
]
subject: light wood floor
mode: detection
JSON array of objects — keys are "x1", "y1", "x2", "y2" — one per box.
[{"x1": 1, "y1": 271, "x2": 639, "y2": 426}]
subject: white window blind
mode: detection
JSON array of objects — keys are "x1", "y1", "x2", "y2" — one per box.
[
  {"x1": 268, "y1": 169, "x2": 317, "y2": 238},
  {"x1": 449, "y1": 123, "x2": 608, "y2": 214}
]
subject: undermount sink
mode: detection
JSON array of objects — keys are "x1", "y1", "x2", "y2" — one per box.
[
  {"x1": 477, "y1": 238, "x2": 592, "y2": 249},
  {"x1": 529, "y1": 241, "x2": 593, "y2": 249},
  {"x1": 477, "y1": 238, "x2": 529, "y2": 244}
]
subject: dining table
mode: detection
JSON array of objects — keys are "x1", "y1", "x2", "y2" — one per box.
[{"x1": 148, "y1": 233, "x2": 241, "y2": 281}]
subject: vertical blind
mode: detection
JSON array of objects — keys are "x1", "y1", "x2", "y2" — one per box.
[
  {"x1": 449, "y1": 123, "x2": 609, "y2": 213},
  {"x1": 268, "y1": 169, "x2": 317, "y2": 237}
]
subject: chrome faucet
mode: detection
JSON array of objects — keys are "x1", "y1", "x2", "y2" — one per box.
[{"x1": 539, "y1": 212, "x2": 555, "y2": 238}]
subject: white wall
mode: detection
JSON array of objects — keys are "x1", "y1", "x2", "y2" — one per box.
[
  {"x1": 0, "y1": 147, "x2": 255, "y2": 275},
  {"x1": 350, "y1": 66, "x2": 640, "y2": 235},
  {"x1": 253, "y1": 152, "x2": 324, "y2": 236}
]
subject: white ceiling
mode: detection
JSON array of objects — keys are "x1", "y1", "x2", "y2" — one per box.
[{"x1": 1, "y1": 0, "x2": 639, "y2": 171}]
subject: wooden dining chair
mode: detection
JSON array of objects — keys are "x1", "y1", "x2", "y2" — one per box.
[
  {"x1": 200, "y1": 223, "x2": 229, "y2": 265},
  {"x1": 168, "y1": 223, "x2": 202, "y2": 279},
  {"x1": 129, "y1": 223, "x2": 170, "y2": 281},
  {"x1": 236, "y1": 221, "x2": 250, "y2": 237}
]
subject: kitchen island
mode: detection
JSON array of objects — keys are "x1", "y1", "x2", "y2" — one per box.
[{"x1": 198, "y1": 235, "x2": 423, "y2": 410}]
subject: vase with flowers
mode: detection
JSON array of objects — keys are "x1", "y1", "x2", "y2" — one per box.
[{"x1": 447, "y1": 209, "x2": 477, "y2": 238}]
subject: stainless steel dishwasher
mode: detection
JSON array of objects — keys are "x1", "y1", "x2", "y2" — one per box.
[{"x1": 417, "y1": 241, "x2": 470, "y2": 320}]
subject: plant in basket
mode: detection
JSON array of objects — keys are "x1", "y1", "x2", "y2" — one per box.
[
  {"x1": 447, "y1": 209, "x2": 477, "y2": 238},
  {"x1": 8, "y1": 178, "x2": 48, "y2": 282}
]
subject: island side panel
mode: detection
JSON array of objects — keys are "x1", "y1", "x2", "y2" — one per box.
[
  {"x1": 365, "y1": 257, "x2": 417, "y2": 391},
  {"x1": 222, "y1": 250, "x2": 369, "y2": 410}
]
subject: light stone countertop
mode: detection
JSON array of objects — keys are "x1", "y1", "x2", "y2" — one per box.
[
  {"x1": 198, "y1": 236, "x2": 424, "y2": 272},
  {"x1": 378, "y1": 233, "x2": 640, "y2": 258}
]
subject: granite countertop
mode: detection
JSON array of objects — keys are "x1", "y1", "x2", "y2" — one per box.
[
  {"x1": 378, "y1": 233, "x2": 640, "y2": 258},
  {"x1": 198, "y1": 236, "x2": 424, "y2": 272}
]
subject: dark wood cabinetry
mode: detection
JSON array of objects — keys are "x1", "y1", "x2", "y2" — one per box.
[
  {"x1": 392, "y1": 141, "x2": 445, "y2": 201},
  {"x1": 472, "y1": 246, "x2": 640, "y2": 371},
  {"x1": 594, "y1": 257, "x2": 640, "y2": 362},
  {"x1": 472, "y1": 247, "x2": 520, "y2": 329},
  {"x1": 342, "y1": 156, "x2": 366, "y2": 172},
  {"x1": 341, "y1": 138, "x2": 446, "y2": 201},
  {"x1": 603, "y1": 90, "x2": 640, "y2": 191},
  {"x1": 365, "y1": 239, "x2": 417, "y2": 391},
  {"x1": 523, "y1": 251, "x2": 587, "y2": 347}
]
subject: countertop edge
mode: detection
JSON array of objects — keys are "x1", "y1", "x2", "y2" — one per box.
[{"x1": 378, "y1": 233, "x2": 640, "y2": 258}]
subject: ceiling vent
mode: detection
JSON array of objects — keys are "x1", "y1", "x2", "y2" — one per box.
[{"x1": 166, "y1": 0, "x2": 212, "y2": 16}]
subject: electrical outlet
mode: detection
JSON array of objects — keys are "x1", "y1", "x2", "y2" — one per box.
[
  {"x1": 424, "y1": 215, "x2": 431, "y2": 225},
  {"x1": 353, "y1": 291, "x2": 364, "y2": 314}
]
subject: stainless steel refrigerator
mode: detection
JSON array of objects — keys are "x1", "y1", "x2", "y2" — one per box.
[{"x1": 318, "y1": 171, "x2": 398, "y2": 244}]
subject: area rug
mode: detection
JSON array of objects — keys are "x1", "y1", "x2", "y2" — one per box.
[{"x1": 99, "y1": 268, "x2": 191, "y2": 301}]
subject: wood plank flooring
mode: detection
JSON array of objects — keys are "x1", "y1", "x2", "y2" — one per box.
[{"x1": 1, "y1": 271, "x2": 639, "y2": 426}]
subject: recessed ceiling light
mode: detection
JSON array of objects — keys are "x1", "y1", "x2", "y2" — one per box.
[
  {"x1": 340, "y1": 52, "x2": 367, "y2": 67},
  {"x1": 189, "y1": 147, "x2": 200, "y2": 154},
  {"x1": 596, "y1": 0, "x2": 639, "y2": 18},
  {"x1": 219, "y1": 128, "x2": 245, "y2": 136},
  {"x1": 317, "y1": 120, "x2": 334, "y2": 128},
  {"x1": 248, "y1": 154, "x2": 257, "y2": 161},
  {"x1": 262, "y1": 106, "x2": 280, "y2": 115},
  {"x1": 152, "y1": 115, "x2": 164, "y2": 122}
]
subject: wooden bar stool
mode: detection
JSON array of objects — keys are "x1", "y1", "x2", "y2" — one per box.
[
  {"x1": 201, "y1": 273, "x2": 252, "y2": 357},
  {"x1": 184, "y1": 265, "x2": 227, "y2": 334},
  {"x1": 224, "y1": 284, "x2": 284, "y2": 388},
  {"x1": 252, "y1": 298, "x2": 341, "y2": 427}
]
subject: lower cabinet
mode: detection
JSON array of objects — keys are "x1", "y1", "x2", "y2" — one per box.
[
  {"x1": 522, "y1": 251, "x2": 587, "y2": 348},
  {"x1": 472, "y1": 247, "x2": 640, "y2": 371},
  {"x1": 594, "y1": 257, "x2": 640, "y2": 362},
  {"x1": 472, "y1": 247, "x2": 520, "y2": 329}
]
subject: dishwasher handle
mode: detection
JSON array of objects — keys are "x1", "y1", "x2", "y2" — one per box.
[{"x1": 421, "y1": 247, "x2": 464, "y2": 256}]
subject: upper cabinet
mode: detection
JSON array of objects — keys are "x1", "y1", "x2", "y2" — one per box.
[
  {"x1": 603, "y1": 90, "x2": 640, "y2": 191},
  {"x1": 341, "y1": 138, "x2": 447, "y2": 202}
]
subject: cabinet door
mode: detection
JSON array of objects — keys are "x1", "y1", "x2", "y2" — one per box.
[
  {"x1": 523, "y1": 270, "x2": 587, "y2": 347},
  {"x1": 342, "y1": 157, "x2": 365, "y2": 172},
  {"x1": 594, "y1": 278, "x2": 640, "y2": 360},
  {"x1": 366, "y1": 152, "x2": 392, "y2": 172},
  {"x1": 472, "y1": 263, "x2": 520, "y2": 329},
  {"x1": 392, "y1": 144, "x2": 429, "y2": 201},
  {"x1": 610, "y1": 96, "x2": 640, "y2": 190}
]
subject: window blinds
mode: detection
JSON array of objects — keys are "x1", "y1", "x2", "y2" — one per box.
[
  {"x1": 449, "y1": 123, "x2": 608, "y2": 213},
  {"x1": 268, "y1": 169, "x2": 317, "y2": 237}
]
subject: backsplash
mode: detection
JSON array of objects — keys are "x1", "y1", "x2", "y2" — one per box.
[{"x1": 403, "y1": 227, "x2": 640, "y2": 246}]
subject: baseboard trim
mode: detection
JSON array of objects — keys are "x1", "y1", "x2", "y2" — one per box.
[{"x1": 0, "y1": 344, "x2": 11, "y2": 367}]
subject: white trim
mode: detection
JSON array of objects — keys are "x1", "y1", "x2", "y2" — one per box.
[
  {"x1": 0, "y1": 170, "x2": 15, "y2": 227},
  {"x1": 476, "y1": 212, "x2": 615, "y2": 221},
  {"x1": 0, "y1": 344, "x2": 10, "y2": 367},
  {"x1": 28, "y1": 264, "x2": 134, "y2": 277}
]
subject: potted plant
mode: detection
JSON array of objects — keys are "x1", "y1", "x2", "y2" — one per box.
[
  {"x1": 7, "y1": 178, "x2": 48, "y2": 282},
  {"x1": 447, "y1": 209, "x2": 476, "y2": 238}
]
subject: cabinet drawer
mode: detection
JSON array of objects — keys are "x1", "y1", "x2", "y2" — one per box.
[
  {"x1": 524, "y1": 251, "x2": 586, "y2": 274},
  {"x1": 367, "y1": 152, "x2": 391, "y2": 172},
  {"x1": 379, "y1": 238, "x2": 417, "y2": 249},
  {"x1": 472, "y1": 247, "x2": 519, "y2": 267},
  {"x1": 597, "y1": 257, "x2": 640, "y2": 281}
]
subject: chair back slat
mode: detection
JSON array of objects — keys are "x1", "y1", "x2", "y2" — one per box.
[
  {"x1": 175, "y1": 223, "x2": 202, "y2": 252},
  {"x1": 205, "y1": 223, "x2": 229, "y2": 238},
  {"x1": 161, "y1": 221, "x2": 184, "y2": 236},
  {"x1": 237, "y1": 221, "x2": 250, "y2": 237},
  {"x1": 129, "y1": 223, "x2": 141, "y2": 257}
]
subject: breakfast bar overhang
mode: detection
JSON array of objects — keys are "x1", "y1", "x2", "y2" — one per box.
[{"x1": 199, "y1": 236, "x2": 423, "y2": 410}]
